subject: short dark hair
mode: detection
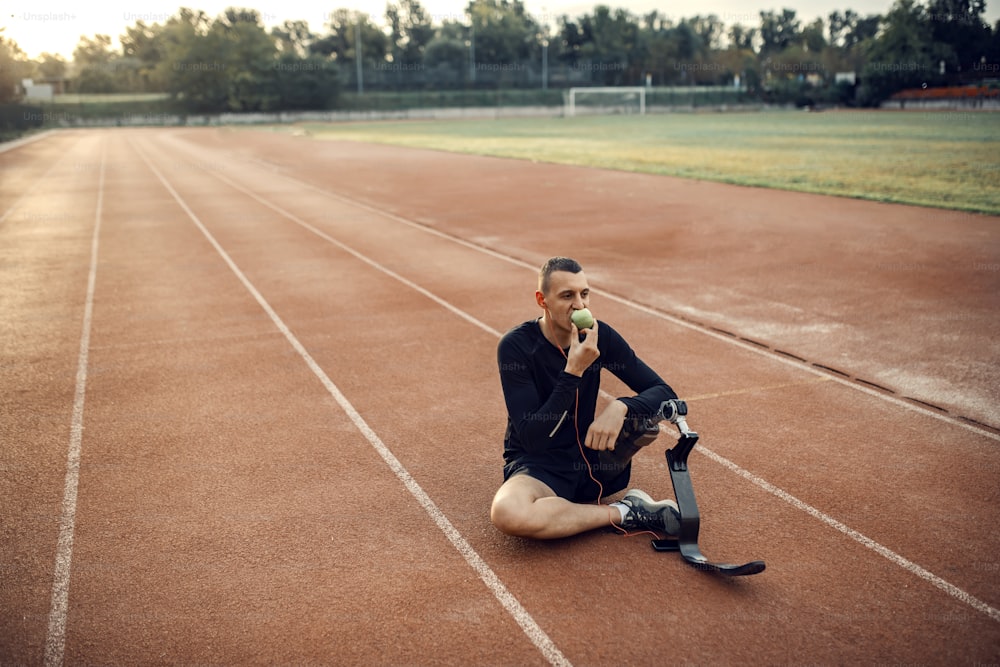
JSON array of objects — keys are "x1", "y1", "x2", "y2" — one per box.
[{"x1": 538, "y1": 257, "x2": 583, "y2": 294}]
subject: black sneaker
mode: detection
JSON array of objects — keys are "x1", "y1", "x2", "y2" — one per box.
[{"x1": 619, "y1": 489, "x2": 680, "y2": 535}]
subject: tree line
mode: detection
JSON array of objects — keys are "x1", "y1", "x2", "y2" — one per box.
[{"x1": 2, "y1": 0, "x2": 998, "y2": 112}]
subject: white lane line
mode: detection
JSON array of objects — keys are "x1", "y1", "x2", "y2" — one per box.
[
  {"x1": 236, "y1": 153, "x2": 999, "y2": 443},
  {"x1": 43, "y1": 139, "x2": 106, "y2": 666},
  {"x1": 165, "y1": 137, "x2": 1000, "y2": 625},
  {"x1": 181, "y1": 156, "x2": 502, "y2": 339},
  {"x1": 698, "y1": 446, "x2": 1000, "y2": 623},
  {"x1": 608, "y1": 374, "x2": 1000, "y2": 624},
  {"x1": 129, "y1": 139, "x2": 572, "y2": 667}
]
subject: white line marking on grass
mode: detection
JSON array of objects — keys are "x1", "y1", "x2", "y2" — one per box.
[
  {"x1": 130, "y1": 139, "x2": 572, "y2": 667},
  {"x1": 238, "y1": 155, "x2": 1000, "y2": 444},
  {"x1": 44, "y1": 139, "x2": 106, "y2": 666},
  {"x1": 168, "y1": 138, "x2": 1000, "y2": 625}
]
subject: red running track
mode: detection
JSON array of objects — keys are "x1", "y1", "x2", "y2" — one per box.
[{"x1": 1, "y1": 127, "x2": 998, "y2": 665}]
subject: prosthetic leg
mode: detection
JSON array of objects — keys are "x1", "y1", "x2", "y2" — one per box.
[
  {"x1": 654, "y1": 400, "x2": 765, "y2": 576},
  {"x1": 615, "y1": 399, "x2": 766, "y2": 577}
]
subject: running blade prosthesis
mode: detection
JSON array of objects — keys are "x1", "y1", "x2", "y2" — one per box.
[{"x1": 650, "y1": 400, "x2": 765, "y2": 577}]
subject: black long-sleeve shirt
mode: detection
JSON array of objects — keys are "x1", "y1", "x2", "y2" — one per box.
[{"x1": 498, "y1": 318, "x2": 677, "y2": 469}]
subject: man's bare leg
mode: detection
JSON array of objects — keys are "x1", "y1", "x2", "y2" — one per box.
[{"x1": 489, "y1": 474, "x2": 620, "y2": 539}]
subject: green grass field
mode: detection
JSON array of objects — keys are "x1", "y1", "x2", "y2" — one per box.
[{"x1": 295, "y1": 110, "x2": 1000, "y2": 215}]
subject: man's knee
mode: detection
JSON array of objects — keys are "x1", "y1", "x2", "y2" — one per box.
[
  {"x1": 490, "y1": 495, "x2": 529, "y2": 536},
  {"x1": 490, "y1": 489, "x2": 540, "y2": 537},
  {"x1": 490, "y1": 474, "x2": 556, "y2": 537}
]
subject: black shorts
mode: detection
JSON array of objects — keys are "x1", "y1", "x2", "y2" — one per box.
[{"x1": 503, "y1": 456, "x2": 631, "y2": 504}]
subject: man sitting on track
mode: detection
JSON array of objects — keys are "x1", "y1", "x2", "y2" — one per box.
[{"x1": 490, "y1": 256, "x2": 681, "y2": 539}]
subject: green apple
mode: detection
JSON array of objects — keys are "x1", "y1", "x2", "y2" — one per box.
[{"x1": 571, "y1": 308, "x2": 595, "y2": 329}]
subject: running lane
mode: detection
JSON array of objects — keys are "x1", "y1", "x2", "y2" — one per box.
[{"x1": 1, "y1": 130, "x2": 107, "y2": 664}]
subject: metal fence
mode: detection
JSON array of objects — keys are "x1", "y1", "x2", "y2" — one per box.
[
  {"x1": 0, "y1": 104, "x2": 45, "y2": 138},
  {"x1": 344, "y1": 62, "x2": 738, "y2": 93}
]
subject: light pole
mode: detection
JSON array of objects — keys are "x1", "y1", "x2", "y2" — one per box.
[
  {"x1": 469, "y1": 22, "x2": 476, "y2": 83},
  {"x1": 355, "y1": 20, "x2": 363, "y2": 94},
  {"x1": 542, "y1": 38, "x2": 548, "y2": 90},
  {"x1": 539, "y1": 8, "x2": 549, "y2": 91}
]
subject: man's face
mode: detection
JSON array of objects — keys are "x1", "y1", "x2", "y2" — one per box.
[{"x1": 538, "y1": 270, "x2": 590, "y2": 331}]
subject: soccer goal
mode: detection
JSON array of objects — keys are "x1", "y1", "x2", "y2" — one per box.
[{"x1": 566, "y1": 87, "x2": 646, "y2": 117}]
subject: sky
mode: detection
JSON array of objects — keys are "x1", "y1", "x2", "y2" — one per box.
[{"x1": 4, "y1": 0, "x2": 999, "y2": 60}]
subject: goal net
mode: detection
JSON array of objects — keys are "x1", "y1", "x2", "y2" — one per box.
[{"x1": 566, "y1": 87, "x2": 646, "y2": 117}]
